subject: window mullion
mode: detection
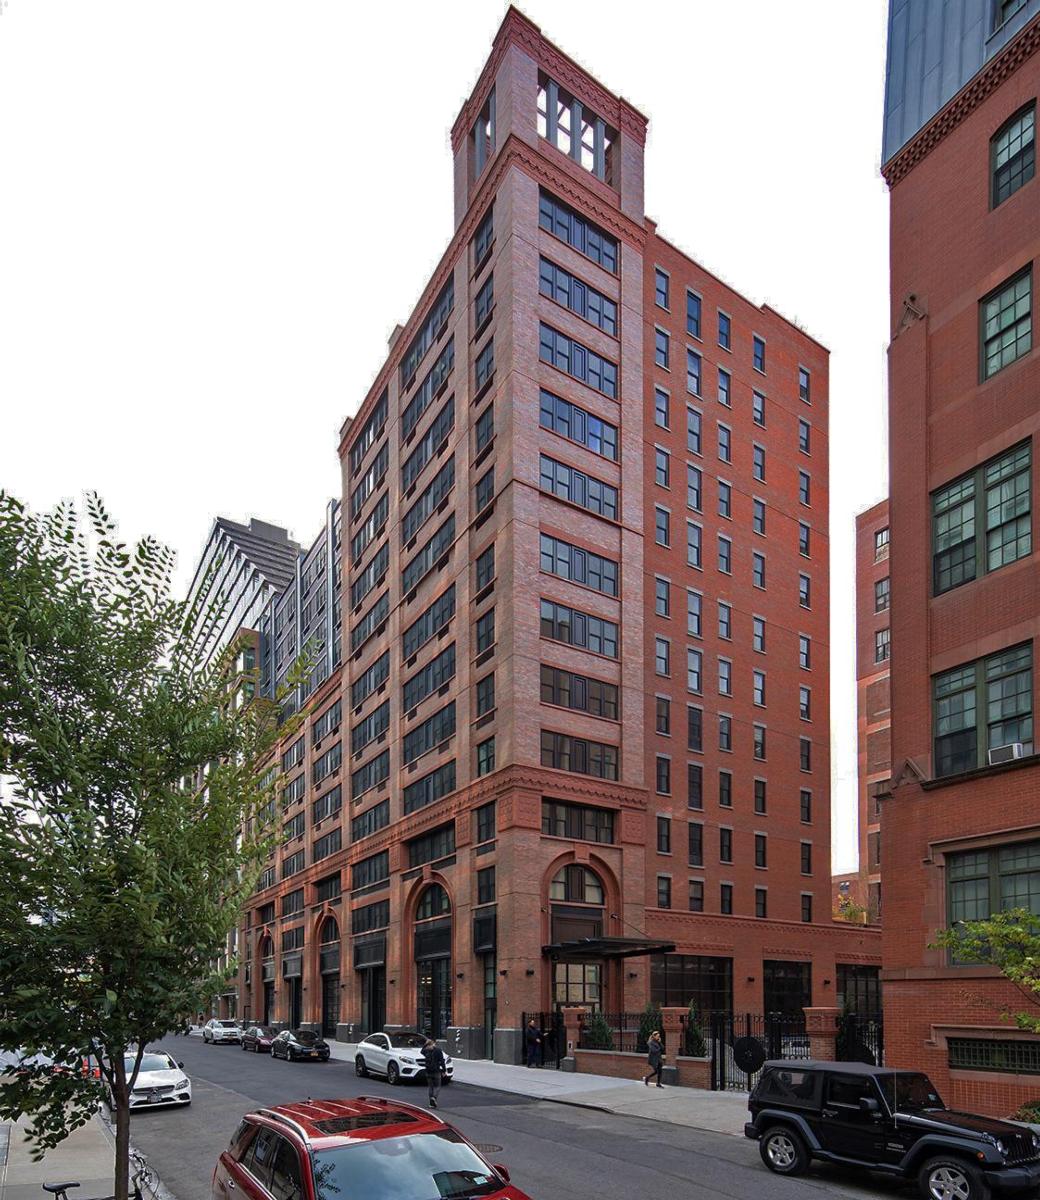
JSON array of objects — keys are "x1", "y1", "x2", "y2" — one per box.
[{"x1": 977, "y1": 658, "x2": 988, "y2": 769}]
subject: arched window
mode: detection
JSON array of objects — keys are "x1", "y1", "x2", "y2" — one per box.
[
  {"x1": 257, "y1": 934, "x2": 273, "y2": 959},
  {"x1": 550, "y1": 864, "x2": 604, "y2": 905},
  {"x1": 415, "y1": 884, "x2": 451, "y2": 922},
  {"x1": 320, "y1": 917, "x2": 339, "y2": 945}
]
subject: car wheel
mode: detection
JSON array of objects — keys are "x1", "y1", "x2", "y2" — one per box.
[
  {"x1": 758, "y1": 1126, "x2": 809, "y2": 1177},
  {"x1": 355, "y1": 1056, "x2": 368, "y2": 1077},
  {"x1": 387, "y1": 1061, "x2": 400, "y2": 1086},
  {"x1": 287, "y1": 1049, "x2": 295, "y2": 1063},
  {"x1": 918, "y1": 1156, "x2": 990, "y2": 1200}
]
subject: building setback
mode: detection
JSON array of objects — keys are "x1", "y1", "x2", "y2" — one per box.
[
  {"x1": 883, "y1": 2, "x2": 1040, "y2": 1113},
  {"x1": 835, "y1": 501, "x2": 890, "y2": 924},
  {"x1": 234, "y1": 6, "x2": 880, "y2": 1059}
]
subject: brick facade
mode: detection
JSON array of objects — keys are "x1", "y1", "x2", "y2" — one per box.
[
  {"x1": 231, "y1": 6, "x2": 879, "y2": 1059},
  {"x1": 882, "y1": 12, "x2": 1040, "y2": 1114}
]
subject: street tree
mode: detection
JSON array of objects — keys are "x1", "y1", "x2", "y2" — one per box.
[
  {"x1": 933, "y1": 908, "x2": 1040, "y2": 1032},
  {"x1": 0, "y1": 492, "x2": 294, "y2": 1200}
]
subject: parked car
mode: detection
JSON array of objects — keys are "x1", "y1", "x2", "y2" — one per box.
[
  {"x1": 241, "y1": 1025, "x2": 278, "y2": 1054},
  {"x1": 354, "y1": 1030, "x2": 455, "y2": 1086},
  {"x1": 211, "y1": 1097, "x2": 530, "y2": 1200},
  {"x1": 745, "y1": 1059, "x2": 1040, "y2": 1200},
  {"x1": 0, "y1": 1049, "x2": 101, "y2": 1080},
  {"x1": 121, "y1": 1050, "x2": 192, "y2": 1110},
  {"x1": 271, "y1": 1029, "x2": 330, "y2": 1062},
  {"x1": 203, "y1": 1019, "x2": 243, "y2": 1045}
]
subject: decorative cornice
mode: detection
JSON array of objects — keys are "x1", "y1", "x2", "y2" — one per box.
[
  {"x1": 451, "y1": 6, "x2": 648, "y2": 152},
  {"x1": 883, "y1": 14, "x2": 1040, "y2": 187}
]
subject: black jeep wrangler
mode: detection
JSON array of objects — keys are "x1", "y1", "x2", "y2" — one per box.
[{"x1": 745, "y1": 1060, "x2": 1040, "y2": 1199}]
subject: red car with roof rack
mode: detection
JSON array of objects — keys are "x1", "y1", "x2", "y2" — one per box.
[{"x1": 212, "y1": 1096, "x2": 532, "y2": 1200}]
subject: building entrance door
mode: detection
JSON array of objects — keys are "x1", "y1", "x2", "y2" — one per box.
[
  {"x1": 321, "y1": 974, "x2": 340, "y2": 1037},
  {"x1": 262, "y1": 982, "x2": 274, "y2": 1025},
  {"x1": 417, "y1": 958, "x2": 452, "y2": 1040},
  {"x1": 359, "y1": 966, "x2": 385, "y2": 1036},
  {"x1": 287, "y1": 977, "x2": 302, "y2": 1028}
]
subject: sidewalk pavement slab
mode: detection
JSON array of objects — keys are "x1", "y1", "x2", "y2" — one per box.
[
  {"x1": 1, "y1": 1115, "x2": 112, "y2": 1200},
  {"x1": 322, "y1": 1038, "x2": 750, "y2": 1136}
]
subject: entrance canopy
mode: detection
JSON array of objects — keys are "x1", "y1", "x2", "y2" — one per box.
[{"x1": 543, "y1": 935, "x2": 676, "y2": 962}]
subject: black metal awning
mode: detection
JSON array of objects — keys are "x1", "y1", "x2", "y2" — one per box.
[{"x1": 542, "y1": 935, "x2": 676, "y2": 962}]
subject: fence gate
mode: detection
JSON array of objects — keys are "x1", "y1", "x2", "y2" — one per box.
[
  {"x1": 709, "y1": 1012, "x2": 811, "y2": 1092},
  {"x1": 837, "y1": 1013, "x2": 884, "y2": 1065},
  {"x1": 521, "y1": 1011, "x2": 564, "y2": 1069}
]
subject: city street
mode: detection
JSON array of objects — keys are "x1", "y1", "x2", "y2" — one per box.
[{"x1": 130, "y1": 1035, "x2": 906, "y2": 1200}]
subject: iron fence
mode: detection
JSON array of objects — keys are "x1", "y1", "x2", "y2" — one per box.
[
  {"x1": 709, "y1": 1011, "x2": 811, "y2": 1092},
  {"x1": 577, "y1": 1011, "x2": 666, "y2": 1055},
  {"x1": 837, "y1": 1013, "x2": 884, "y2": 1065}
]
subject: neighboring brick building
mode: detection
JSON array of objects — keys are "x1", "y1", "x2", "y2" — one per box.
[
  {"x1": 233, "y1": 6, "x2": 879, "y2": 1059},
  {"x1": 882, "y1": 1, "x2": 1040, "y2": 1113},
  {"x1": 835, "y1": 501, "x2": 890, "y2": 923}
]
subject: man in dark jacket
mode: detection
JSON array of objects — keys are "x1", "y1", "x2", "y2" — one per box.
[
  {"x1": 422, "y1": 1038, "x2": 446, "y2": 1107},
  {"x1": 525, "y1": 1019, "x2": 542, "y2": 1068}
]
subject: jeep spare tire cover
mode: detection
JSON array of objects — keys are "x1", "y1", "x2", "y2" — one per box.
[{"x1": 733, "y1": 1036, "x2": 767, "y2": 1074}]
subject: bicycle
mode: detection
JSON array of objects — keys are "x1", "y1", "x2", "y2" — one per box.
[{"x1": 43, "y1": 1147, "x2": 155, "y2": 1200}]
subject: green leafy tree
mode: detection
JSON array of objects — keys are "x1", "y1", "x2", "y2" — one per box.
[
  {"x1": 683, "y1": 1000, "x2": 707, "y2": 1057},
  {"x1": 933, "y1": 908, "x2": 1040, "y2": 1032},
  {"x1": 0, "y1": 493, "x2": 294, "y2": 1200},
  {"x1": 581, "y1": 1011, "x2": 614, "y2": 1051},
  {"x1": 637, "y1": 1001, "x2": 662, "y2": 1055}
]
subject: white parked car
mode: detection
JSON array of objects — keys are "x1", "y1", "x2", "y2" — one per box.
[
  {"x1": 354, "y1": 1031, "x2": 454, "y2": 1086},
  {"x1": 202, "y1": 1018, "x2": 242, "y2": 1044},
  {"x1": 124, "y1": 1051, "x2": 191, "y2": 1109}
]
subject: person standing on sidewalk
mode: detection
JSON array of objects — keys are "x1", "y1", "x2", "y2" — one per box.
[
  {"x1": 525, "y1": 1019, "x2": 542, "y2": 1068},
  {"x1": 643, "y1": 1031, "x2": 665, "y2": 1088},
  {"x1": 422, "y1": 1037, "x2": 446, "y2": 1108}
]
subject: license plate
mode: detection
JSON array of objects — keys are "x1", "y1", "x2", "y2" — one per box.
[{"x1": 307, "y1": 1051, "x2": 318, "y2": 1058}]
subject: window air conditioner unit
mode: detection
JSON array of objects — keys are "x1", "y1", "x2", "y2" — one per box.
[{"x1": 989, "y1": 742, "x2": 1025, "y2": 766}]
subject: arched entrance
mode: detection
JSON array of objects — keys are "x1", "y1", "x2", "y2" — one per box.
[
  {"x1": 258, "y1": 934, "x2": 275, "y2": 1024},
  {"x1": 414, "y1": 883, "x2": 452, "y2": 1040},
  {"x1": 319, "y1": 916, "x2": 340, "y2": 1038},
  {"x1": 549, "y1": 864, "x2": 605, "y2": 1011}
]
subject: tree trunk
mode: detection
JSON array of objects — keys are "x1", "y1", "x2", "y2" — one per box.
[{"x1": 113, "y1": 1096, "x2": 130, "y2": 1200}]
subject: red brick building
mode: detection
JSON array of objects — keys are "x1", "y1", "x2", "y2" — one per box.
[
  {"x1": 835, "y1": 501, "x2": 890, "y2": 923},
  {"x1": 882, "y1": 6, "x2": 1040, "y2": 1113},
  {"x1": 235, "y1": 6, "x2": 879, "y2": 1060}
]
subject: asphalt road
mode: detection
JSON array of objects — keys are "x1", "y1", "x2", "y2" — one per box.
[{"x1": 129, "y1": 1035, "x2": 910, "y2": 1200}]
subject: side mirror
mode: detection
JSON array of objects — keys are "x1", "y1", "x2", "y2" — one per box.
[
  {"x1": 493, "y1": 1165, "x2": 510, "y2": 1184},
  {"x1": 859, "y1": 1097, "x2": 880, "y2": 1115},
  {"x1": 177, "y1": 1062, "x2": 184, "y2": 1069}
]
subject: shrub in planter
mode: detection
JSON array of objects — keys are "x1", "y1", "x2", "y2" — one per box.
[
  {"x1": 582, "y1": 1011, "x2": 614, "y2": 1051},
  {"x1": 684, "y1": 1001, "x2": 707, "y2": 1057},
  {"x1": 637, "y1": 1003, "x2": 663, "y2": 1055}
]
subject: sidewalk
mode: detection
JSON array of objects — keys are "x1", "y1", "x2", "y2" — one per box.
[
  {"x1": 323, "y1": 1039, "x2": 750, "y2": 1136},
  {"x1": 0, "y1": 1115, "x2": 113, "y2": 1200}
]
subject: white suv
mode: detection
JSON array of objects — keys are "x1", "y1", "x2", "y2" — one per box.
[
  {"x1": 354, "y1": 1031, "x2": 454, "y2": 1085},
  {"x1": 202, "y1": 1018, "x2": 242, "y2": 1045}
]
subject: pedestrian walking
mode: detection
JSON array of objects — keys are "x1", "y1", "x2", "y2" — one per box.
[
  {"x1": 525, "y1": 1019, "x2": 542, "y2": 1068},
  {"x1": 642, "y1": 1030, "x2": 665, "y2": 1088},
  {"x1": 421, "y1": 1037, "x2": 447, "y2": 1108}
]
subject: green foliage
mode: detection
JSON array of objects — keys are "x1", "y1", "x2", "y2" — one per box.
[
  {"x1": 0, "y1": 493, "x2": 296, "y2": 1199},
  {"x1": 637, "y1": 1002, "x2": 662, "y2": 1055},
  {"x1": 683, "y1": 1000, "x2": 707, "y2": 1057},
  {"x1": 932, "y1": 908, "x2": 1040, "y2": 1032},
  {"x1": 1013, "y1": 1101, "x2": 1040, "y2": 1124},
  {"x1": 834, "y1": 893, "x2": 868, "y2": 924},
  {"x1": 582, "y1": 1011, "x2": 614, "y2": 1051}
]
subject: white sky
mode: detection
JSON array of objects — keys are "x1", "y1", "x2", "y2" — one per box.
[{"x1": 0, "y1": 1, "x2": 889, "y2": 874}]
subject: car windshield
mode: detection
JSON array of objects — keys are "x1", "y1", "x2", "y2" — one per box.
[
  {"x1": 294, "y1": 1030, "x2": 320, "y2": 1044},
  {"x1": 256, "y1": 1027, "x2": 276, "y2": 1037},
  {"x1": 217, "y1": 1021, "x2": 238, "y2": 1028},
  {"x1": 388, "y1": 1033, "x2": 427, "y2": 1049},
  {"x1": 312, "y1": 1129, "x2": 501, "y2": 1200},
  {"x1": 883, "y1": 1072, "x2": 944, "y2": 1112},
  {"x1": 127, "y1": 1054, "x2": 175, "y2": 1073}
]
